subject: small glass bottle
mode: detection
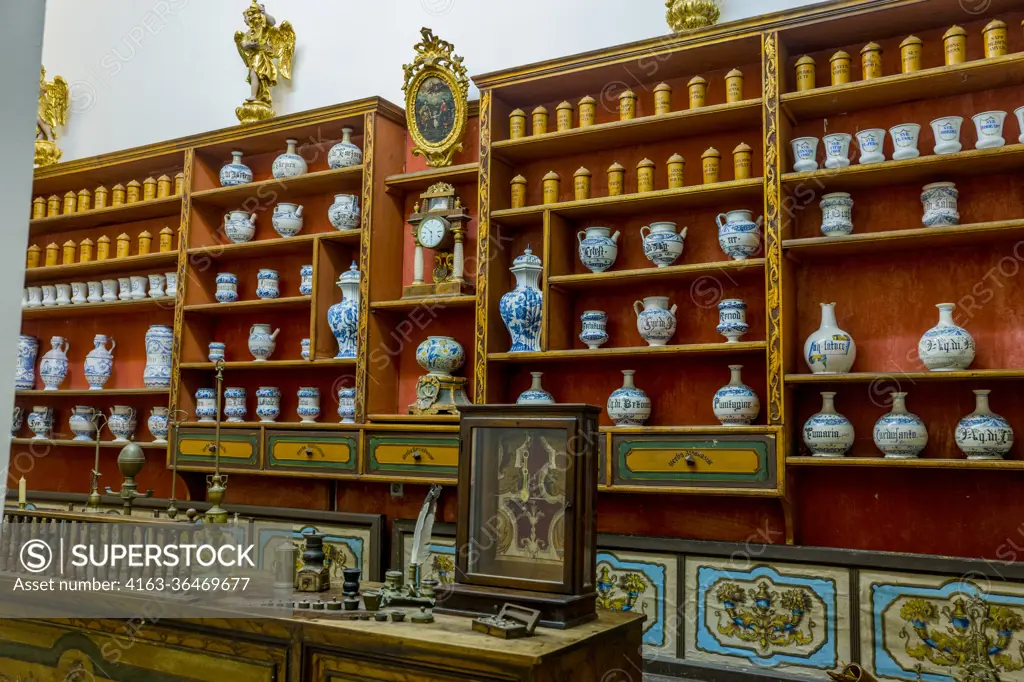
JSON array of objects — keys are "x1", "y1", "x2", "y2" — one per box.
[
  {"x1": 573, "y1": 167, "x2": 591, "y2": 201},
  {"x1": 159, "y1": 226, "x2": 174, "y2": 252},
  {"x1": 77, "y1": 188, "x2": 92, "y2": 212},
  {"x1": 578, "y1": 95, "x2": 596, "y2": 127},
  {"x1": 667, "y1": 154, "x2": 685, "y2": 189},
  {"x1": 654, "y1": 83, "x2": 672, "y2": 115},
  {"x1": 510, "y1": 175, "x2": 527, "y2": 209},
  {"x1": 607, "y1": 162, "x2": 625, "y2": 196},
  {"x1": 138, "y1": 230, "x2": 152, "y2": 255},
  {"x1": 509, "y1": 108, "x2": 527, "y2": 139}
]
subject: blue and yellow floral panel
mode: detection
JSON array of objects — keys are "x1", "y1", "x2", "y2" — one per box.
[{"x1": 595, "y1": 549, "x2": 679, "y2": 657}]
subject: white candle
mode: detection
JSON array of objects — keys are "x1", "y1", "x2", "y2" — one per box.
[{"x1": 18, "y1": 477, "x2": 26, "y2": 505}]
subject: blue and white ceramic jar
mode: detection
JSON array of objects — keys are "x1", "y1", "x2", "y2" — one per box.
[
  {"x1": 215, "y1": 273, "x2": 239, "y2": 303},
  {"x1": 297, "y1": 387, "x2": 320, "y2": 423},
  {"x1": 855, "y1": 128, "x2": 886, "y2": 164},
  {"x1": 641, "y1": 222, "x2": 687, "y2": 268},
  {"x1": 956, "y1": 389, "x2": 1013, "y2": 460},
  {"x1": 337, "y1": 386, "x2": 356, "y2": 424},
  {"x1": 607, "y1": 370, "x2": 651, "y2": 426},
  {"x1": 248, "y1": 323, "x2": 280, "y2": 362},
  {"x1": 972, "y1": 110, "x2": 1006, "y2": 149},
  {"x1": 415, "y1": 337, "x2": 465, "y2": 376},
  {"x1": 921, "y1": 182, "x2": 959, "y2": 227},
  {"x1": 328, "y1": 194, "x2": 360, "y2": 230},
  {"x1": 256, "y1": 386, "x2": 281, "y2": 422},
  {"x1": 576, "y1": 227, "x2": 620, "y2": 273},
  {"x1": 579, "y1": 311, "x2": 609, "y2": 349},
  {"x1": 84, "y1": 334, "x2": 115, "y2": 390},
  {"x1": 889, "y1": 123, "x2": 921, "y2": 161},
  {"x1": 301, "y1": 338, "x2": 310, "y2": 361},
  {"x1": 195, "y1": 388, "x2": 217, "y2": 422},
  {"x1": 802, "y1": 392, "x2": 854, "y2": 457},
  {"x1": 272, "y1": 203, "x2": 304, "y2": 238},
  {"x1": 39, "y1": 335, "x2": 69, "y2": 391},
  {"x1": 499, "y1": 246, "x2": 543, "y2": 353},
  {"x1": 873, "y1": 392, "x2": 928, "y2": 458},
  {"x1": 634, "y1": 296, "x2": 677, "y2": 346},
  {"x1": 790, "y1": 136, "x2": 818, "y2": 172},
  {"x1": 820, "y1": 192, "x2": 854, "y2": 237},
  {"x1": 148, "y1": 406, "x2": 169, "y2": 443},
  {"x1": 716, "y1": 210, "x2": 763, "y2": 261},
  {"x1": 328, "y1": 127, "x2": 363, "y2": 169},
  {"x1": 256, "y1": 268, "x2": 280, "y2": 300},
  {"x1": 219, "y1": 151, "x2": 253, "y2": 187},
  {"x1": 15, "y1": 335, "x2": 38, "y2": 390},
  {"x1": 11, "y1": 407, "x2": 23, "y2": 436},
  {"x1": 143, "y1": 325, "x2": 173, "y2": 388},
  {"x1": 822, "y1": 133, "x2": 852, "y2": 169},
  {"x1": 69, "y1": 406, "x2": 97, "y2": 442},
  {"x1": 208, "y1": 342, "x2": 226, "y2": 363},
  {"x1": 299, "y1": 264, "x2": 313, "y2": 296},
  {"x1": 803, "y1": 303, "x2": 856, "y2": 374},
  {"x1": 224, "y1": 210, "x2": 257, "y2": 244},
  {"x1": 712, "y1": 365, "x2": 760, "y2": 426},
  {"x1": 327, "y1": 262, "x2": 360, "y2": 359},
  {"x1": 716, "y1": 299, "x2": 749, "y2": 343},
  {"x1": 107, "y1": 405, "x2": 136, "y2": 443},
  {"x1": 517, "y1": 372, "x2": 555, "y2": 404},
  {"x1": 930, "y1": 116, "x2": 963, "y2": 154},
  {"x1": 918, "y1": 303, "x2": 975, "y2": 371},
  {"x1": 224, "y1": 387, "x2": 247, "y2": 423},
  {"x1": 272, "y1": 139, "x2": 307, "y2": 178},
  {"x1": 27, "y1": 406, "x2": 52, "y2": 440}
]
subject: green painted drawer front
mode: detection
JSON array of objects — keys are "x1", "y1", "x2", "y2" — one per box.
[
  {"x1": 612, "y1": 434, "x2": 777, "y2": 489},
  {"x1": 365, "y1": 433, "x2": 460, "y2": 479},
  {"x1": 174, "y1": 428, "x2": 261, "y2": 470},
  {"x1": 265, "y1": 430, "x2": 358, "y2": 475}
]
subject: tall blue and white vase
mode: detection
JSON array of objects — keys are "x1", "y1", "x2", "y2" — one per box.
[
  {"x1": 219, "y1": 150, "x2": 252, "y2": 186},
  {"x1": 337, "y1": 387, "x2": 356, "y2": 424},
  {"x1": 803, "y1": 302, "x2": 856, "y2": 374},
  {"x1": 39, "y1": 336, "x2": 69, "y2": 391},
  {"x1": 15, "y1": 335, "x2": 38, "y2": 390},
  {"x1": 84, "y1": 334, "x2": 115, "y2": 390},
  {"x1": 716, "y1": 299, "x2": 748, "y2": 343},
  {"x1": 256, "y1": 387, "x2": 281, "y2": 423},
  {"x1": 955, "y1": 389, "x2": 1013, "y2": 460},
  {"x1": 327, "y1": 262, "x2": 360, "y2": 359},
  {"x1": 297, "y1": 387, "x2": 320, "y2": 423},
  {"x1": 272, "y1": 139, "x2": 307, "y2": 178},
  {"x1": 607, "y1": 370, "x2": 651, "y2": 426},
  {"x1": 499, "y1": 246, "x2": 543, "y2": 353},
  {"x1": 712, "y1": 364, "x2": 760, "y2": 426},
  {"x1": 143, "y1": 325, "x2": 173, "y2": 388},
  {"x1": 802, "y1": 391, "x2": 855, "y2": 457},
  {"x1": 873, "y1": 392, "x2": 928, "y2": 459},
  {"x1": 328, "y1": 127, "x2": 363, "y2": 169},
  {"x1": 919, "y1": 303, "x2": 975, "y2": 371},
  {"x1": 517, "y1": 372, "x2": 555, "y2": 404},
  {"x1": 148, "y1": 406, "x2": 169, "y2": 443}
]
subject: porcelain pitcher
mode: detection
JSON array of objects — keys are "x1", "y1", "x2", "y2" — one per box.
[{"x1": 716, "y1": 210, "x2": 763, "y2": 261}]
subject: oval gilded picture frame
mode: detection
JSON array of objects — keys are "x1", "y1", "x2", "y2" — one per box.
[{"x1": 403, "y1": 28, "x2": 469, "y2": 168}]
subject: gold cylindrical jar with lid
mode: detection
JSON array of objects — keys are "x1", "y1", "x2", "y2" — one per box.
[
  {"x1": 510, "y1": 175, "x2": 527, "y2": 209},
  {"x1": 126, "y1": 179, "x2": 141, "y2": 204},
  {"x1": 732, "y1": 143, "x2": 753, "y2": 180},
  {"x1": 667, "y1": 154, "x2": 685, "y2": 189},
  {"x1": 44, "y1": 242, "x2": 59, "y2": 267},
  {"x1": 96, "y1": 235, "x2": 110, "y2": 261},
  {"x1": 46, "y1": 195, "x2": 60, "y2": 217},
  {"x1": 654, "y1": 83, "x2": 672, "y2": 115},
  {"x1": 795, "y1": 56, "x2": 816, "y2": 91},
  {"x1": 555, "y1": 101, "x2": 573, "y2": 131},
  {"x1": 619, "y1": 89, "x2": 637, "y2": 121},
  {"x1": 830, "y1": 50, "x2": 851, "y2": 86},
  {"x1": 687, "y1": 76, "x2": 707, "y2": 109},
  {"x1": 607, "y1": 162, "x2": 625, "y2": 196},
  {"x1": 138, "y1": 230, "x2": 152, "y2": 255},
  {"x1": 900, "y1": 36, "x2": 923, "y2": 73},
  {"x1": 62, "y1": 191, "x2": 77, "y2": 215},
  {"x1": 31, "y1": 197, "x2": 45, "y2": 220},
  {"x1": 143, "y1": 177, "x2": 157, "y2": 201},
  {"x1": 578, "y1": 95, "x2": 596, "y2": 127},
  {"x1": 157, "y1": 174, "x2": 172, "y2": 198},
  {"x1": 111, "y1": 184, "x2": 126, "y2": 206},
  {"x1": 983, "y1": 20, "x2": 1007, "y2": 58},
  {"x1": 701, "y1": 147, "x2": 721, "y2": 185},
  {"x1": 636, "y1": 158, "x2": 655, "y2": 193},
  {"x1": 79, "y1": 238, "x2": 94, "y2": 263},
  {"x1": 861, "y1": 42, "x2": 883, "y2": 80},
  {"x1": 174, "y1": 172, "x2": 185, "y2": 195},
  {"x1": 509, "y1": 108, "x2": 527, "y2": 140},
  {"x1": 573, "y1": 167, "x2": 592, "y2": 201},
  {"x1": 725, "y1": 69, "x2": 744, "y2": 103},
  {"x1": 542, "y1": 171, "x2": 561, "y2": 205},
  {"x1": 943, "y1": 25, "x2": 967, "y2": 66},
  {"x1": 77, "y1": 188, "x2": 91, "y2": 212},
  {"x1": 26, "y1": 244, "x2": 40, "y2": 269},
  {"x1": 532, "y1": 105, "x2": 549, "y2": 136},
  {"x1": 115, "y1": 233, "x2": 131, "y2": 259},
  {"x1": 62, "y1": 240, "x2": 76, "y2": 265},
  {"x1": 94, "y1": 185, "x2": 109, "y2": 209},
  {"x1": 159, "y1": 226, "x2": 175, "y2": 252}
]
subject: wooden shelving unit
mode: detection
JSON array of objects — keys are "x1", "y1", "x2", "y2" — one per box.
[
  {"x1": 24, "y1": 251, "x2": 178, "y2": 283},
  {"x1": 21, "y1": 297, "x2": 174, "y2": 319},
  {"x1": 28, "y1": 195, "x2": 182, "y2": 237},
  {"x1": 548, "y1": 259, "x2": 765, "y2": 290},
  {"x1": 489, "y1": 341, "x2": 766, "y2": 363},
  {"x1": 785, "y1": 369, "x2": 1024, "y2": 383},
  {"x1": 10, "y1": 437, "x2": 168, "y2": 451},
  {"x1": 786, "y1": 456, "x2": 1024, "y2": 470},
  {"x1": 15, "y1": 388, "x2": 170, "y2": 397},
  {"x1": 189, "y1": 165, "x2": 363, "y2": 207},
  {"x1": 384, "y1": 162, "x2": 479, "y2": 192},
  {"x1": 783, "y1": 219, "x2": 1024, "y2": 258},
  {"x1": 182, "y1": 296, "x2": 311, "y2": 315}
]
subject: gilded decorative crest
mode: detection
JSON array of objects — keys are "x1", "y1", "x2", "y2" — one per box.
[
  {"x1": 715, "y1": 580, "x2": 817, "y2": 652},
  {"x1": 234, "y1": 0, "x2": 295, "y2": 124},
  {"x1": 666, "y1": 0, "x2": 722, "y2": 32},
  {"x1": 402, "y1": 28, "x2": 469, "y2": 168},
  {"x1": 35, "y1": 66, "x2": 69, "y2": 167}
]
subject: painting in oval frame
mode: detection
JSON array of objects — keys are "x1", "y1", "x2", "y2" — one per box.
[{"x1": 402, "y1": 27, "x2": 470, "y2": 168}]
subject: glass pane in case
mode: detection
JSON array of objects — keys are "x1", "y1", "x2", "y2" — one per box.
[{"x1": 467, "y1": 426, "x2": 568, "y2": 585}]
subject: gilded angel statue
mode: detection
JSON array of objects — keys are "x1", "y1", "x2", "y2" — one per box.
[
  {"x1": 35, "y1": 66, "x2": 69, "y2": 167},
  {"x1": 233, "y1": 0, "x2": 295, "y2": 124}
]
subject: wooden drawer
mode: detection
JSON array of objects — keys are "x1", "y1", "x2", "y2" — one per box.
[
  {"x1": 365, "y1": 432, "x2": 459, "y2": 480},
  {"x1": 265, "y1": 430, "x2": 358, "y2": 475},
  {"x1": 311, "y1": 651, "x2": 500, "y2": 681},
  {"x1": 611, "y1": 433, "x2": 777, "y2": 490},
  {"x1": 173, "y1": 427, "x2": 261, "y2": 470}
]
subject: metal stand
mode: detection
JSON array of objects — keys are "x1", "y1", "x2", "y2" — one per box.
[
  {"x1": 105, "y1": 440, "x2": 153, "y2": 515},
  {"x1": 83, "y1": 413, "x2": 108, "y2": 513},
  {"x1": 205, "y1": 360, "x2": 229, "y2": 524},
  {"x1": 165, "y1": 410, "x2": 189, "y2": 520}
]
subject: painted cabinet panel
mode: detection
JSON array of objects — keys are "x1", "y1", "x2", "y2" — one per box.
[
  {"x1": 365, "y1": 432, "x2": 459, "y2": 479},
  {"x1": 264, "y1": 430, "x2": 358, "y2": 475},
  {"x1": 173, "y1": 427, "x2": 260, "y2": 470},
  {"x1": 612, "y1": 434, "x2": 777, "y2": 490},
  {"x1": 596, "y1": 549, "x2": 679, "y2": 657}
]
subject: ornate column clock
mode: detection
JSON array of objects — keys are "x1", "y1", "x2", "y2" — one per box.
[{"x1": 403, "y1": 182, "x2": 473, "y2": 298}]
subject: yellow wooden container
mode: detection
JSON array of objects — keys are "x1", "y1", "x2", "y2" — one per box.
[
  {"x1": 62, "y1": 191, "x2": 77, "y2": 215},
  {"x1": 532, "y1": 105, "x2": 548, "y2": 136},
  {"x1": 26, "y1": 245, "x2": 40, "y2": 269},
  {"x1": 573, "y1": 167, "x2": 592, "y2": 201},
  {"x1": 542, "y1": 171, "x2": 561, "y2": 205},
  {"x1": 77, "y1": 188, "x2": 92, "y2": 212},
  {"x1": 174, "y1": 172, "x2": 185, "y2": 195},
  {"x1": 509, "y1": 108, "x2": 527, "y2": 140},
  {"x1": 637, "y1": 158, "x2": 655, "y2": 193},
  {"x1": 62, "y1": 240, "x2": 76, "y2": 265},
  {"x1": 688, "y1": 76, "x2": 707, "y2": 109},
  {"x1": 556, "y1": 101, "x2": 573, "y2": 131},
  {"x1": 111, "y1": 184, "x2": 126, "y2": 207},
  {"x1": 138, "y1": 230, "x2": 152, "y2": 255},
  {"x1": 900, "y1": 35, "x2": 923, "y2": 73},
  {"x1": 97, "y1": 235, "x2": 110, "y2": 261},
  {"x1": 654, "y1": 83, "x2": 672, "y2": 115},
  {"x1": 667, "y1": 153, "x2": 685, "y2": 189},
  {"x1": 795, "y1": 55, "x2": 816, "y2": 91},
  {"x1": 46, "y1": 195, "x2": 60, "y2": 217},
  {"x1": 725, "y1": 68, "x2": 744, "y2": 103},
  {"x1": 861, "y1": 42, "x2": 883, "y2": 80},
  {"x1": 143, "y1": 177, "x2": 157, "y2": 201},
  {"x1": 157, "y1": 174, "x2": 172, "y2": 198},
  {"x1": 126, "y1": 180, "x2": 141, "y2": 204},
  {"x1": 578, "y1": 95, "x2": 596, "y2": 127},
  {"x1": 983, "y1": 19, "x2": 1008, "y2": 58},
  {"x1": 79, "y1": 238, "x2": 94, "y2": 263},
  {"x1": 94, "y1": 186, "x2": 108, "y2": 209},
  {"x1": 44, "y1": 243, "x2": 59, "y2": 267},
  {"x1": 733, "y1": 142, "x2": 753, "y2": 180},
  {"x1": 510, "y1": 175, "x2": 527, "y2": 209},
  {"x1": 619, "y1": 89, "x2": 637, "y2": 121},
  {"x1": 701, "y1": 147, "x2": 721, "y2": 185},
  {"x1": 159, "y1": 226, "x2": 174, "y2": 252},
  {"x1": 607, "y1": 162, "x2": 625, "y2": 196},
  {"x1": 116, "y1": 233, "x2": 131, "y2": 259},
  {"x1": 830, "y1": 50, "x2": 852, "y2": 86},
  {"x1": 943, "y1": 25, "x2": 967, "y2": 66},
  {"x1": 31, "y1": 197, "x2": 45, "y2": 220}
]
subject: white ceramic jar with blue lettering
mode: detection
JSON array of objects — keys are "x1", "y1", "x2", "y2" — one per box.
[
  {"x1": 272, "y1": 203, "x2": 303, "y2": 238},
  {"x1": 956, "y1": 390, "x2": 1013, "y2": 460},
  {"x1": 803, "y1": 303, "x2": 855, "y2": 374},
  {"x1": 327, "y1": 262, "x2": 360, "y2": 359},
  {"x1": 499, "y1": 247, "x2": 543, "y2": 353},
  {"x1": 297, "y1": 387, "x2": 320, "y2": 423},
  {"x1": 873, "y1": 392, "x2": 927, "y2": 458},
  {"x1": 822, "y1": 133, "x2": 852, "y2": 169},
  {"x1": 919, "y1": 303, "x2": 975, "y2": 371},
  {"x1": 577, "y1": 227, "x2": 619, "y2": 273},
  {"x1": 300, "y1": 264, "x2": 313, "y2": 296},
  {"x1": 256, "y1": 387, "x2": 281, "y2": 422},
  {"x1": 713, "y1": 365, "x2": 760, "y2": 426},
  {"x1": 889, "y1": 123, "x2": 921, "y2": 160},
  {"x1": 215, "y1": 273, "x2": 239, "y2": 303},
  {"x1": 921, "y1": 182, "x2": 959, "y2": 226},
  {"x1": 716, "y1": 210, "x2": 763, "y2": 261},
  {"x1": 973, "y1": 110, "x2": 1006, "y2": 149},
  {"x1": 39, "y1": 335, "x2": 69, "y2": 390},
  {"x1": 143, "y1": 324, "x2": 173, "y2": 388},
  {"x1": 196, "y1": 388, "x2": 217, "y2": 423},
  {"x1": 84, "y1": 334, "x2": 115, "y2": 389},
  {"x1": 856, "y1": 128, "x2": 886, "y2": 164},
  {"x1": 716, "y1": 299, "x2": 748, "y2": 343},
  {"x1": 820, "y1": 192, "x2": 854, "y2": 236},
  {"x1": 930, "y1": 116, "x2": 963, "y2": 154},
  {"x1": 328, "y1": 127, "x2": 363, "y2": 169},
  {"x1": 219, "y1": 151, "x2": 252, "y2": 187},
  {"x1": 224, "y1": 387, "x2": 247, "y2": 422},
  {"x1": 517, "y1": 372, "x2": 555, "y2": 404},
  {"x1": 791, "y1": 137, "x2": 818, "y2": 172},
  {"x1": 15, "y1": 335, "x2": 38, "y2": 390},
  {"x1": 579, "y1": 311, "x2": 609, "y2": 349},
  {"x1": 337, "y1": 386, "x2": 356, "y2": 423},
  {"x1": 148, "y1": 406, "x2": 169, "y2": 443},
  {"x1": 256, "y1": 269, "x2": 280, "y2": 300},
  {"x1": 328, "y1": 194, "x2": 360, "y2": 230},
  {"x1": 224, "y1": 210, "x2": 257, "y2": 244},
  {"x1": 607, "y1": 370, "x2": 651, "y2": 426},
  {"x1": 69, "y1": 406, "x2": 97, "y2": 441},
  {"x1": 634, "y1": 296, "x2": 677, "y2": 346},
  {"x1": 641, "y1": 222, "x2": 686, "y2": 267},
  {"x1": 802, "y1": 392, "x2": 854, "y2": 457},
  {"x1": 272, "y1": 139, "x2": 307, "y2": 178},
  {"x1": 416, "y1": 336, "x2": 465, "y2": 376}
]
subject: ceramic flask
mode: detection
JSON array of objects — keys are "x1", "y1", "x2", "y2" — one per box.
[
  {"x1": 516, "y1": 372, "x2": 555, "y2": 404},
  {"x1": 803, "y1": 302, "x2": 855, "y2": 374},
  {"x1": 328, "y1": 194, "x2": 360, "y2": 230},
  {"x1": 579, "y1": 311, "x2": 609, "y2": 349},
  {"x1": 39, "y1": 336, "x2": 70, "y2": 390},
  {"x1": 873, "y1": 392, "x2": 928, "y2": 459},
  {"x1": 716, "y1": 299, "x2": 749, "y2": 343},
  {"x1": 918, "y1": 303, "x2": 975, "y2": 371},
  {"x1": 889, "y1": 123, "x2": 921, "y2": 161},
  {"x1": 712, "y1": 365, "x2": 760, "y2": 426},
  {"x1": 973, "y1": 111, "x2": 1007, "y2": 149},
  {"x1": 640, "y1": 222, "x2": 686, "y2": 268},
  {"x1": 955, "y1": 390, "x2": 1013, "y2": 460},
  {"x1": 634, "y1": 296, "x2": 677, "y2": 346},
  {"x1": 930, "y1": 117, "x2": 963, "y2": 155},
  {"x1": 791, "y1": 137, "x2": 819, "y2": 172},
  {"x1": 822, "y1": 133, "x2": 852, "y2": 169},
  {"x1": 856, "y1": 129, "x2": 886, "y2": 164},
  {"x1": 820, "y1": 192, "x2": 854, "y2": 237},
  {"x1": 328, "y1": 127, "x2": 363, "y2": 169},
  {"x1": 802, "y1": 391, "x2": 855, "y2": 457},
  {"x1": 577, "y1": 227, "x2": 620, "y2": 273},
  {"x1": 272, "y1": 138, "x2": 307, "y2": 178},
  {"x1": 219, "y1": 151, "x2": 253, "y2": 186},
  {"x1": 606, "y1": 370, "x2": 651, "y2": 426}
]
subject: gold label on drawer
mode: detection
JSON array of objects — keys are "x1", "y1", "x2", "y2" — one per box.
[
  {"x1": 271, "y1": 439, "x2": 353, "y2": 464},
  {"x1": 612, "y1": 435, "x2": 776, "y2": 488},
  {"x1": 179, "y1": 438, "x2": 252, "y2": 460},
  {"x1": 625, "y1": 447, "x2": 761, "y2": 473}
]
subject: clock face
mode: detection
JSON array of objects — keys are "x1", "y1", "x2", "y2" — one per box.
[{"x1": 419, "y1": 216, "x2": 449, "y2": 249}]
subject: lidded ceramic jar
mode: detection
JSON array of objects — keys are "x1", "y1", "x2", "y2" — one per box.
[
  {"x1": 725, "y1": 69, "x2": 744, "y2": 103},
  {"x1": 499, "y1": 247, "x2": 544, "y2": 353},
  {"x1": 299, "y1": 264, "x2": 314, "y2": 296},
  {"x1": 733, "y1": 142, "x2": 752, "y2": 180},
  {"x1": 861, "y1": 42, "x2": 883, "y2": 79},
  {"x1": 606, "y1": 163, "x2": 625, "y2": 196},
  {"x1": 256, "y1": 387, "x2": 282, "y2": 422},
  {"x1": 634, "y1": 296, "x2": 677, "y2": 346},
  {"x1": 803, "y1": 392, "x2": 855, "y2": 457},
  {"x1": 900, "y1": 35, "x2": 923, "y2": 74},
  {"x1": 328, "y1": 193, "x2": 360, "y2": 230},
  {"x1": 510, "y1": 175, "x2": 527, "y2": 208},
  {"x1": 820, "y1": 192, "x2": 854, "y2": 236},
  {"x1": 272, "y1": 202, "x2": 304, "y2": 238},
  {"x1": 956, "y1": 390, "x2": 1013, "y2": 460},
  {"x1": 220, "y1": 151, "x2": 253, "y2": 186},
  {"x1": 712, "y1": 365, "x2": 760, "y2": 426},
  {"x1": 619, "y1": 89, "x2": 637, "y2": 120},
  {"x1": 516, "y1": 372, "x2": 555, "y2": 404},
  {"x1": 803, "y1": 303, "x2": 855, "y2": 374},
  {"x1": 532, "y1": 105, "x2": 548, "y2": 135},
  {"x1": 508, "y1": 108, "x2": 527, "y2": 139},
  {"x1": 829, "y1": 50, "x2": 851, "y2": 85},
  {"x1": 328, "y1": 127, "x2": 363, "y2": 169},
  {"x1": 578, "y1": 95, "x2": 596, "y2": 127},
  {"x1": 327, "y1": 262, "x2": 361, "y2": 359},
  {"x1": 337, "y1": 386, "x2": 357, "y2": 423},
  {"x1": 542, "y1": 171, "x2": 561, "y2": 204},
  {"x1": 272, "y1": 138, "x2": 307, "y2": 178},
  {"x1": 573, "y1": 167, "x2": 592, "y2": 201},
  {"x1": 667, "y1": 153, "x2": 685, "y2": 189},
  {"x1": 579, "y1": 311, "x2": 609, "y2": 349},
  {"x1": 687, "y1": 76, "x2": 707, "y2": 109},
  {"x1": 943, "y1": 25, "x2": 967, "y2": 66},
  {"x1": 918, "y1": 303, "x2": 975, "y2": 371},
  {"x1": 983, "y1": 19, "x2": 1008, "y2": 58},
  {"x1": 607, "y1": 370, "x2": 651, "y2": 426},
  {"x1": 636, "y1": 158, "x2": 655, "y2": 193},
  {"x1": 701, "y1": 147, "x2": 721, "y2": 184},
  {"x1": 873, "y1": 392, "x2": 928, "y2": 459},
  {"x1": 77, "y1": 189, "x2": 92, "y2": 211},
  {"x1": 654, "y1": 82, "x2": 672, "y2": 114},
  {"x1": 716, "y1": 299, "x2": 749, "y2": 343},
  {"x1": 577, "y1": 227, "x2": 620, "y2": 273},
  {"x1": 921, "y1": 182, "x2": 959, "y2": 227},
  {"x1": 795, "y1": 55, "x2": 816, "y2": 91},
  {"x1": 555, "y1": 101, "x2": 574, "y2": 131},
  {"x1": 224, "y1": 210, "x2": 257, "y2": 244},
  {"x1": 415, "y1": 336, "x2": 465, "y2": 376},
  {"x1": 641, "y1": 221, "x2": 686, "y2": 267}
]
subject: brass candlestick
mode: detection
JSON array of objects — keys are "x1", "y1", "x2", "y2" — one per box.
[
  {"x1": 105, "y1": 440, "x2": 153, "y2": 515},
  {"x1": 166, "y1": 410, "x2": 189, "y2": 520},
  {"x1": 84, "y1": 413, "x2": 108, "y2": 513},
  {"x1": 205, "y1": 360, "x2": 229, "y2": 524}
]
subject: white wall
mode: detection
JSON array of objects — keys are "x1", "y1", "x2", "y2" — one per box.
[{"x1": 42, "y1": 0, "x2": 815, "y2": 161}]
